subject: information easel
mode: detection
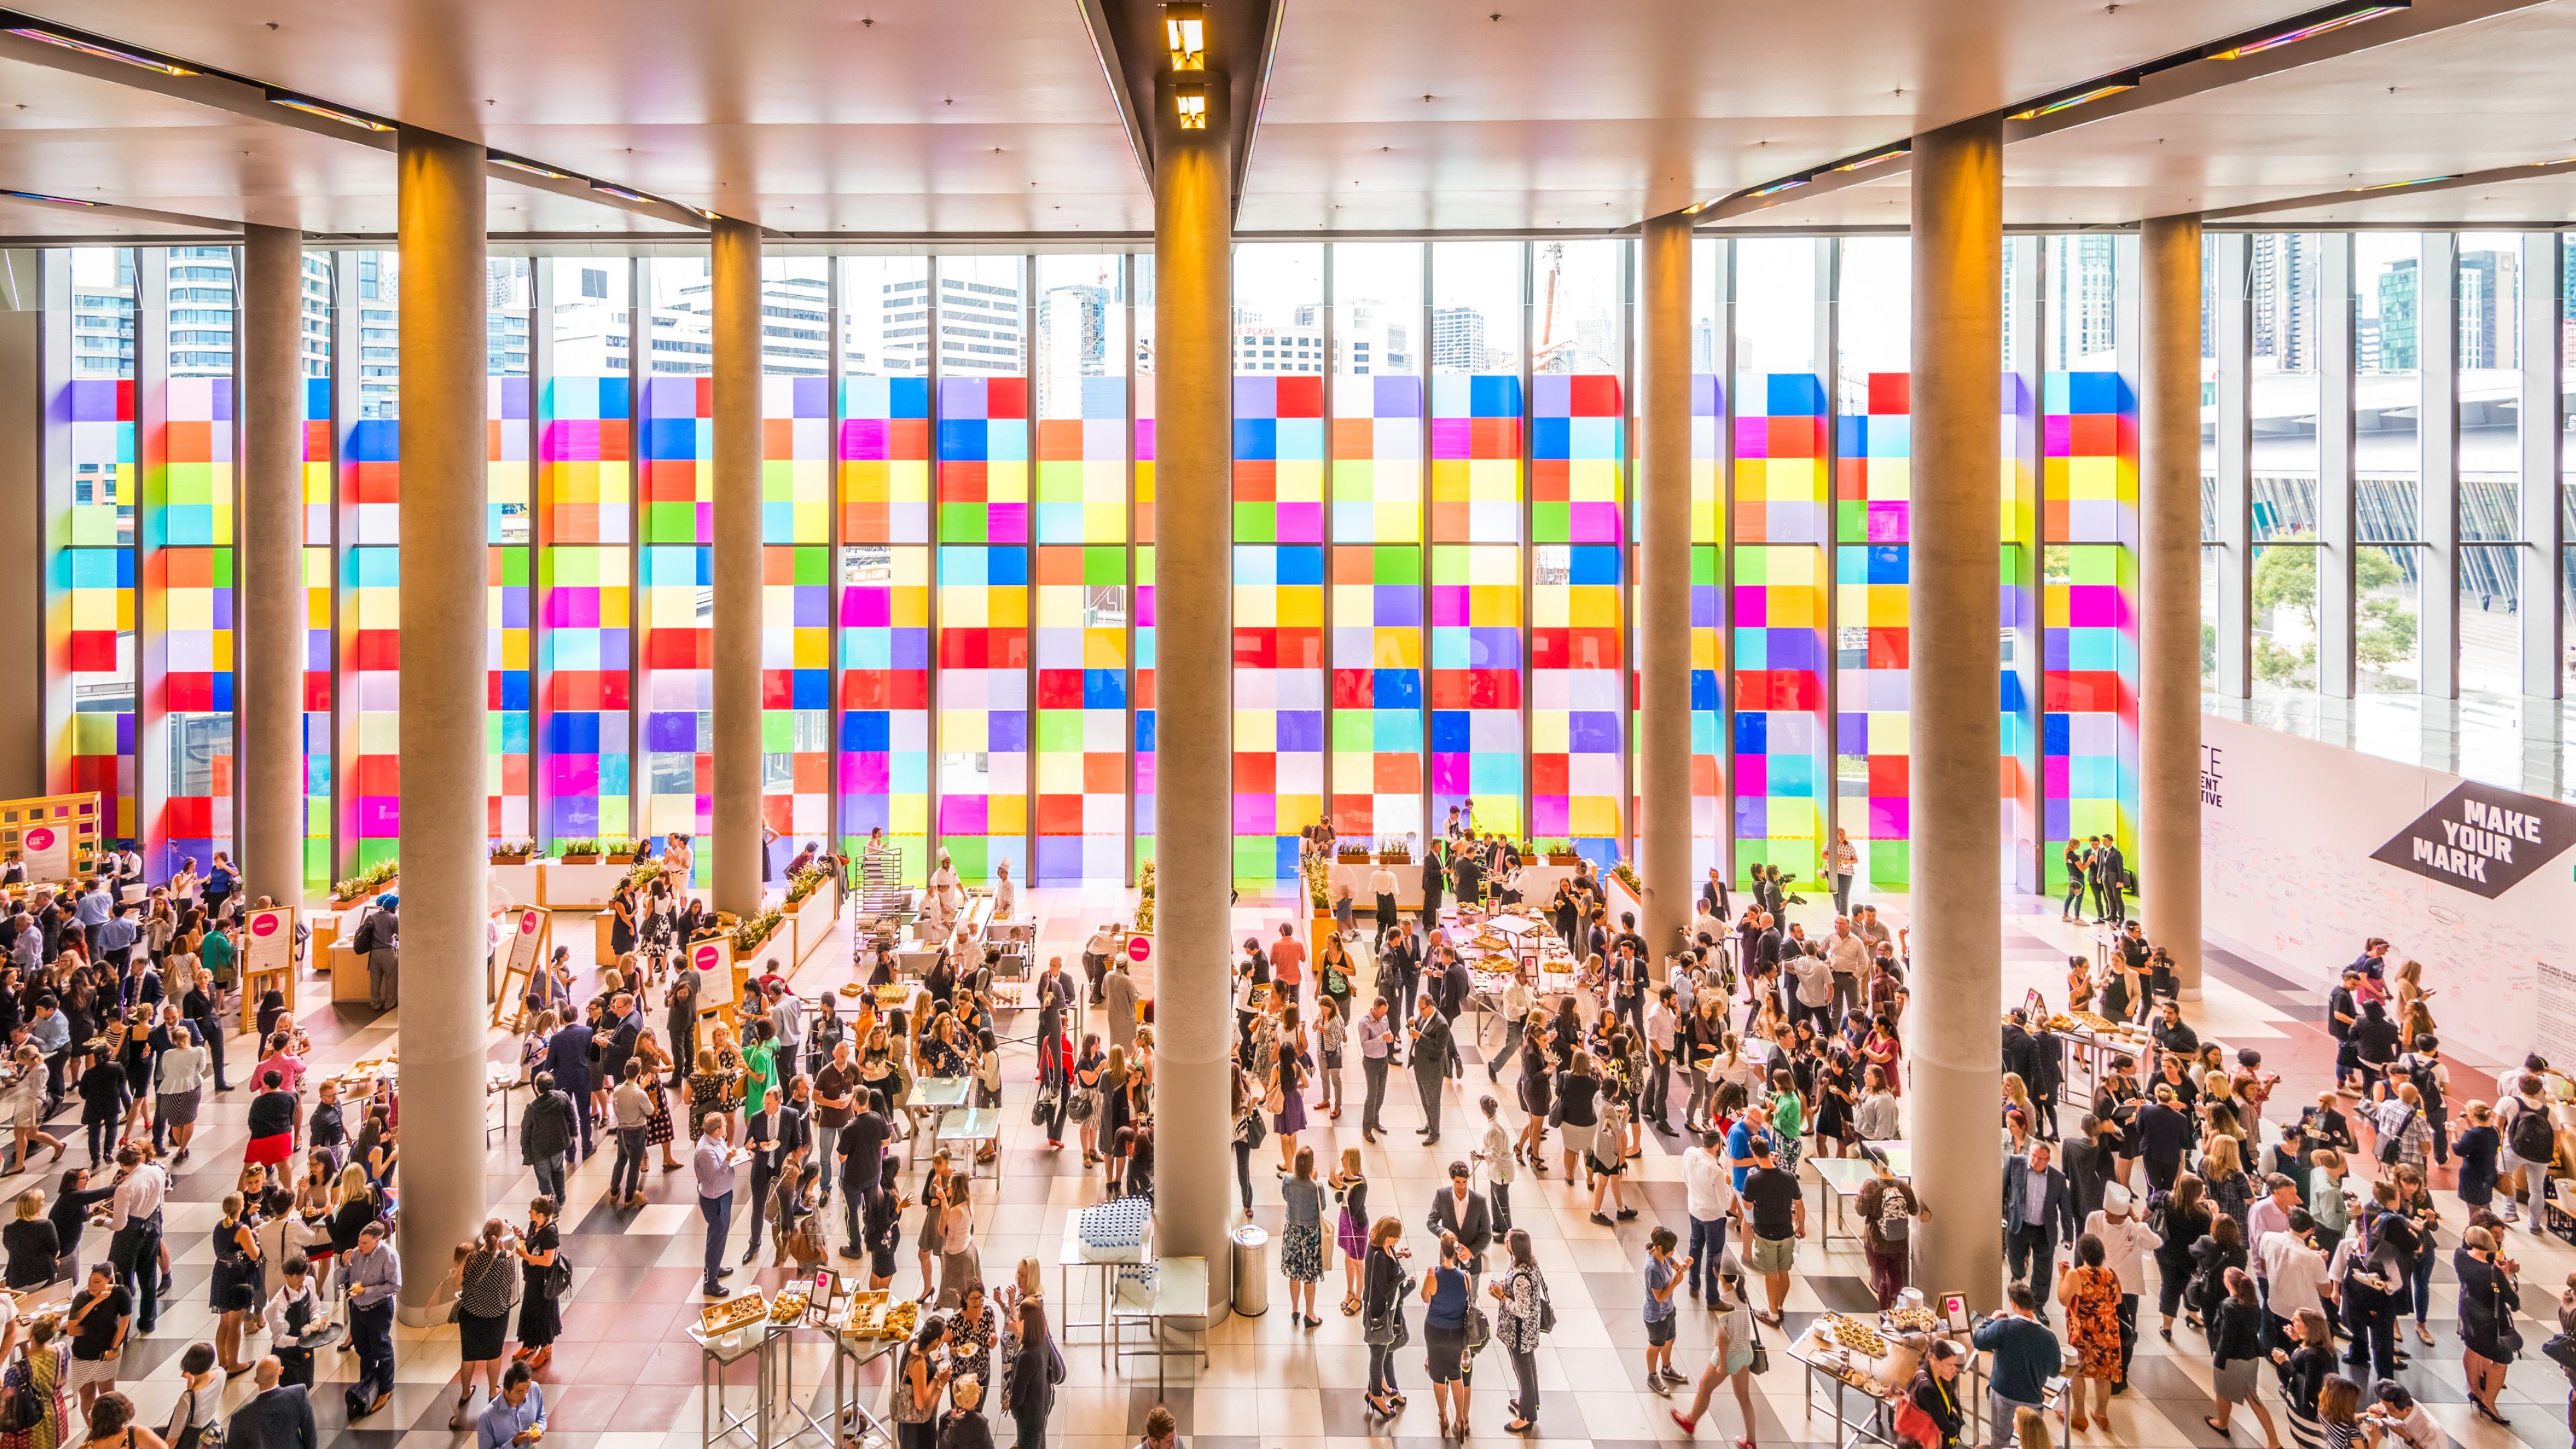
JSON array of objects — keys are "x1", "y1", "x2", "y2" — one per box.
[
  {"x1": 240, "y1": 906, "x2": 298, "y2": 1034},
  {"x1": 0, "y1": 792, "x2": 101, "y2": 887},
  {"x1": 490, "y1": 906, "x2": 551, "y2": 1025}
]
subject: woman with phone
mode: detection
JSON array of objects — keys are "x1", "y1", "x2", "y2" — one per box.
[{"x1": 890, "y1": 1317, "x2": 951, "y2": 1449}]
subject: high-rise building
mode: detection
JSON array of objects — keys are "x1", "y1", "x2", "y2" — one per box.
[
  {"x1": 1432, "y1": 305, "x2": 1487, "y2": 371},
  {"x1": 1232, "y1": 326, "x2": 1324, "y2": 372},
  {"x1": 2050, "y1": 235, "x2": 2115, "y2": 368},
  {"x1": 2457, "y1": 248, "x2": 2516, "y2": 369},
  {"x1": 2249, "y1": 233, "x2": 2316, "y2": 373},
  {"x1": 2377, "y1": 258, "x2": 2419, "y2": 371},
  {"x1": 1332, "y1": 301, "x2": 1413, "y2": 374}
]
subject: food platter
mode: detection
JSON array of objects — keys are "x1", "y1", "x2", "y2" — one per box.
[
  {"x1": 1821, "y1": 1313, "x2": 1886, "y2": 1356},
  {"x1": 700, "y1": 1289, "x2": 769, "y2": 1337}
]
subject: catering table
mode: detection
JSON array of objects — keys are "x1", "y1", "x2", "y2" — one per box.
[
  {"x1": 902, "y1": 1076, "x2": 972, "y2": 1166},
  {"x1": 935, "y1": 1108, "x2": 1001, "y2": 1182},
  {"x1": 1808, "y1": 1140, "x2": 1909, "y2": 1250},
  {"x1": 1110, "y1": 1254, "x2": 1210, "y2": 1391},
  {"x1": 1057, "y1": 1212, "x2": 1146, "y2": 1362},
  {"x1": 1330, "y1": 860, "x2": 1423, "y2": 910}
]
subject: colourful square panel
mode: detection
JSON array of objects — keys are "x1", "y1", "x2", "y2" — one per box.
[
  {"x1": 539, "y1": 374, "x2": 633, "y2": 843},
  {"x1": 937, "y1": 376, "x2": 1030, "y2": 545},
  {"x1": 841, "y1": 375, "x2": 931, "y2": 545},
  {"x1": 1232, "y1": 542, "x2": 1324, "y2": 880},
  {"x1": 1532, "y1": 541, "x2": 1621, "y2": 863},
  {"x1": 839, "y1": 544, "x2": 930, "y2": 881},
  {"x1": 1732, "y1": 374, "x2": 1827, "y2": 545},
  {"x1": 638, "y1": 376, "x2": 712, "y2": 859},
  {"x1": 2043, "y1": 542, "x2": 2137, "y2": 891},
  {"x1": 1532, "y1": 373, "x2": 1624, "y2": 547},
  {"x1": 1329, "y1": 544, "x2": 1423, "y2": 846},
  {"x1": 1732, "y1": 543, "x2": 1824, "y2": 885},
  {"x1": 1331, "y1": 374, "x2": 1422, "y2": 545},
  {"x1": 936, "y1": 543, "x2": 1028, "y2": 883},
  {"x1": 1034, "y1": 544, "x2": 1128, "y2": 882},
  {"x1": 1430, "y1": 374, "x2": 1522, "y2": 543},
  {"x1": 1429, "y1": 543, "x2": 1522, "y2": 840},
  {"x1": 1035, "y1": 374, "x2": 1128, "y2": 545},
  {"x1": 1233, "y1": 375, "x2": 1325, "y2": 546}
]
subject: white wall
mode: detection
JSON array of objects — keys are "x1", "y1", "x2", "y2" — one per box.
[{"x1": 2199, "y1": 713, "x2": 2576, "y2": 1067}]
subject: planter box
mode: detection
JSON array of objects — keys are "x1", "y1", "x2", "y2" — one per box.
[
  {"x1": 537, "y1": 860, "x2": 629, "y2": 909},
  {"x1": 557, "y1": 854, "x2": 601, "y2": 865},
  {"x1": 1374, "y1": 853, "x2": 1410, "y2": 864},
  {"x1": 1544, "y1": 853, "x2": 1581, "y2": 866},
  {"x1": 736, "y1": 924, "x2": 794, "y2": 981},
  {"x1": 331, "y1": 874, "x2": 396, "y2": 908},
  {"x1": 790, "y1": 878, "x2": 842, "y2": 968}
]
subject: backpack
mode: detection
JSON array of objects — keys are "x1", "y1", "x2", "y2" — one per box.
[
  {"x1": 2510, "y1": 1100, "x2": 2556, "y2": 1164},
  {"x1": 1874, "y1": 1181, "x2": 1912, "y2": 1243},
  {"x1": 349, "y1": 914, "x2": 378, "y2": 956}
]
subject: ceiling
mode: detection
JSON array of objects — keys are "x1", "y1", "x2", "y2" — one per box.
[
  {"x1": 0, "y1": 0, "x2": 2563, "y2": 239},
  {"x1": 1731, "y1": 0, "x2": 2576, "y2": 228}
]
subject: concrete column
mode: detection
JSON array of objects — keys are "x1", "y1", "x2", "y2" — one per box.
[
  {"x1": 2138, "y1": 217, "x2": 2204, "y2": 1000},
  {"x1": 1635, "y1": 213, "x2": 1692, "y2": 968},
  {"x1": 239, "y1": 225, "x2": 304, "y2": 906},
  {"x1": 1905, "y1": 117, "x2": 2004, "y2": 1309},
  {"x1": 392, "y1": 129, "x2": 490, "y2": 1321},
  {"x1": 1151, "y1": 66, "x2": 1236, "y2": 1313},
  {"x1": 710, "y1": 219, "x2": 763, "y2": 918}
]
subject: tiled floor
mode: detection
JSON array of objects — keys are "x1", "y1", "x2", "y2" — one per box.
[{"x1": 37, "y1": 883, "x2": 2571, "y2": 1449}]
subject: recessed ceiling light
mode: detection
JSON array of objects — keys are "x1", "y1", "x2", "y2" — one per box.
[
  {"x1": 3, "y1": 23, "x2": 194, "y2": 75},
  {"x1": 266, "y1": 89, "x2": 393, "y2": 132},
  {"x1": 2208, "y1": 3, "x2": 2405, "y2": 60}
]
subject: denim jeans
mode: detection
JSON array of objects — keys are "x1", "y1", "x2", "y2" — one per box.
[
  {"x1": 350, "y1": 1299, "x2": 396, "y2": 1402},
  {"x1": 533, "y1": 1151, "x2": 566, "y2": 1203},
  {"x1": 1686, "y1": 1215, "x2": 1727, "y2": 1297},
  {"x1": 1368, "y1": 1338, "x2": 1401, "y2": 1396},
  {"x1": 611, "y1": 1128, "x2": 646, "y2": 1200},
  {"x1": 1990, "y1": 1393, "x2": 2041, "y2": 1448},
  {"x1": 700, "y1": 1191, "x2": 733, "y2": 1287}
]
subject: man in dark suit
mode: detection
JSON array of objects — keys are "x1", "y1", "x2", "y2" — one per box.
[
  {"x1": 227, "y1": 1356, "x2": 317, "y2": 1449},
  {"x1": 543, "y1": 1015, "x2": 597, "y2": 1159},
  {"x1": 2002, "y1": 1142, "x2": 2075, "y2": 1317},
  {"x1": 1380, "y1": 922, "x2": 1423, "y2": 1026},
  {"x1": 1426, "y1": 1159, "x2": 1495, "y2": 1282},
  {"x1": 2090, "y1": 838, "x2": 2127, "y2": 924},
  {"x1": 1408, "y1": 997, "x2": 1453, "y2": 1145}
]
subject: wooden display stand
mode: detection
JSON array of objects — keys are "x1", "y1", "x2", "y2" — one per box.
[
  {"x1": 239, "y1": 905, "x2": 299, "y2": 1032},
  {"x1": 491, "y1": 906, "x2": 551, "y2": 1025},
  {"x1": 789, "y1": 877, "x2": 843, "y2": 968},
  {"x1": 0, "y1": 792, "x2": 101, "y2": 885}
]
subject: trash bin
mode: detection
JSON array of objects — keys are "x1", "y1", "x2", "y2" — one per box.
[{"x1": 1230, "y1": 1224, "x2": 1271, "y2": 1316}]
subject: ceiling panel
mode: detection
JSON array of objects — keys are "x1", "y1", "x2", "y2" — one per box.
[
  {"x1": 1242, "y1": 0, "x2": 2320, "y2": 231},
  {"x1": 31, "y1": 0, "x2": 1155, "y2": 233},
  {"x1": 1724, "y1": 1, "x2": 2576, "y2": 229}
]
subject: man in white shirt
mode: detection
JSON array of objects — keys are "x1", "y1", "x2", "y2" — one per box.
[
  {"x1": 1368, "y1": 863, "x2": 1400, "y2": 949},
  {"x1": 1485, "y1": 975, "x2": 1535, "y2": 1085},
  {"x1": 1644, "y1": 987, "x2": 1679, "y2": 1135},
  {"x1": 1357, "y1": 998, "x2": 1397, "y2": 1143},
  {"x1": 2076, "y1": 1183, "x2": 2161, "y2": 1385},
  {"x1": 2255, "y1": 1209, "x2": 2328, "y2": 1358},
  {"x1": 2245, "y1": 1173, "x2": 2298, "y2": 1271},
  {"x1": 1082, "y1": 924, "x2": 1116, "y2": 1004},
  {"x1": 107, "y1": 1141, "x2": 168, "y2": 1332},
  {"x1": 1825, "y1": 917, "x2": 1872, "y2": 1022},
  {"x1": 1681, "y1": 1130, "x2": 1737, "y2": 1299},
  {"x1": 1791, "y1": 949, "x2": 1835, "y2": 1032}
]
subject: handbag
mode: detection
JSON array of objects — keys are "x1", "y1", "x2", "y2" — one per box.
[
  {"x1": 1065, "y1": 1090, "x2": 1097, "y2": 1124},
  {"x1": 2379, "y1": 1108, "x2": 2415, "y2": 1167},
  {"x1": 2542, "y1": 1331, "x2": 2576, "y2": 1371},
  {"x1": 1746, "y1": 1311, "x2": 1769, "y2": 1375},
  {"x1": 1893, "y1": 1397, "x2": 1941, "y2": 1448}
]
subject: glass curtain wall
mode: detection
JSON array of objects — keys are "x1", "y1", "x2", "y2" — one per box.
[{"x1": 111, "y1": 232, "x2": 2576, "y2": 899}]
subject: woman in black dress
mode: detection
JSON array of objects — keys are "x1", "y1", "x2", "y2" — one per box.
[
  {"x1": 1513, "y1": 1029, "x2": 1551, "y2": 1171},
  {"x1": 210, "y1": 1191, "x2": 261, "y2": 1375},
  {"x1": 1809, "y1": 1044, "x2": 1856, "y2": 1157},
  {"x1": 513, "y1": 1196, "x2": 564, "y2": 1371},
  {"x1": 1, "y1": 1191, "x2": 55, "y2": 1291},
  {"x1": 447, "y1": 1220, "x2": 517, "y2": 1428}
]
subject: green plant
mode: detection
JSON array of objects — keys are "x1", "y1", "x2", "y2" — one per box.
[
  {"x1": 623, "y1": 862, "x2": 661, "y2": 890},
  {"x1": 1133, "y1": 860, "x2": 1156, "y2": 934},
  {"x1": 490, "y1": 839, "x2": 535, "y2": 859},
  {"x1": 733, "y1": 908, "x2": 786, "y2": 953},
  {"x1": 786, "y1": 864, "x2": 836, "y2": 906},
  {"x1": 1609, "y1": 859, "x2": 1640, "y2": 896},
  {"x1": 1303, "y1": 857, "x2": 1331, "y2": 914},
  {"x1": 553, "y1": 837, "x2": 600, "y2": 858},
  {"x1": 331, "y1": 859, "x2": 398, "y2": 901},
  {"x1": 596, "y1": 836, "x2": 643, "y2": 859}
]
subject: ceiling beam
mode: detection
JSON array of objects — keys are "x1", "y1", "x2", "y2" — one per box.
[
  {"x1": 0, "y1": 11, "x2": 712, "y2": 230},
  {"x1": 1698, "y1": 0, "x2": 2555, "y2": 227},
  {"x1": 2198, "y1": 153, "x2": 2576, "y2": 221},
  {"x1": 1092, "y1": 0, "x2": 1277, "y2": 221}
]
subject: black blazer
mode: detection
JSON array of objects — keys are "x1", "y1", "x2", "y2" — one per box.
[
  {"x1": 1425, "y1": 1187, "x2": 1493, "y2": 1267},
  {"x1": 228, "y1": 1385, "x2": 318, "y2": 1449}
]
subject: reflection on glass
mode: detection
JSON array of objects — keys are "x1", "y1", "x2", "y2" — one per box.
[
  {"x1": 1332, "y1": 242, "x2": 1420, "y2": 376},
  {"x1": 2459, "y1": 545, "x2": 2521, "y2": 694},
  {"x1": 2250, "y1": 540, "x2": 2320, "y2": 696},
  {"x1": 2354, "y1": 233, "x2": 2422, "y2": 543},
  {"x1": 1235, "y1": 243, "x2": 1324, "y2": 374},
  {"x1": 1532, "y1": 239, "x2": 1623, "y2": 375},
  {"x1": 2458, "y1": 233, "x2": 2522, "y2": 542},
  {"x1": 2356, "y1": 545, "x2": 2421, "y2": 693},
  {"x1": 2249, "y1": 233, "x2": 2321, "y2": 543},
  {"x1": 1432, "y1": 241, "x2": 1521, "y2": 374},
  {"x1": 2200, "y1": 543, "x2": 2221, "y2": 687}
]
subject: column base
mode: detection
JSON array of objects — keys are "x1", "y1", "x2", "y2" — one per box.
[
  {"x1": 2178, "y1": 986, "x2": 2204, "y2": 1002},
  {"x1": 396, "y1": 1297, "x2": 455, "y2": 1330}
]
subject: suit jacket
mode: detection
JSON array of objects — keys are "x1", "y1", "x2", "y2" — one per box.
[
  {"x1": 773, "y1": 1101, "x2": 812, "y2": 1165},
  {"x1": 229, "y1": 1385, "x2": 318, "y2": 1449},
  {"x1": 2092, "y1": 845, "x2": 2126, "y2": 887},
  {"x1": 2000, "y1": 1156, "x2": 2075, "y2": 1240},
  {"x1": 1426, "y1": 1186, "x2": 1494, "y2": 1267},
  {"x1": 544, "y1": 1024, "x2": 596, "y2": 1094},
  {"x1": 1409, "y1": 1013, "x2": 1452, "y2": 1079}
]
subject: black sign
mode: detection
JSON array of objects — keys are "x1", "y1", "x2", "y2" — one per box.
[{"x1": 2367, "y1": 781, "x2": 2576, "y2": 900}]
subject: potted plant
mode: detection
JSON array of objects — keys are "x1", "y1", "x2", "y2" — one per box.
[
  {"x1": 600, "y1": 837, "x2": 642, "y2": 865},
  {"x1": 1540, "y1": 839, "x2": 1582, "y2": 866},
  {"x1": 489, "y1": 839, "x2": 536, "y2": 865},
  {"x1": 330, "y1": 859, "x2": 398, "y2": 906},
  {"x1": 1609, "y1": 858, "x2": 1642, "y2": 896},
  {"x1": 555, "y1": 838, "x2": 602, "y2": 865},
  {"x1": 1132, "y1": 861, "x2": 1156, "y2": 935},
  {"x1": 1374, "y1": 838, "x2": 1412, "y2": 865},
  {"x1": 733, "y1": 908, "x2": 786, "y2": 955}
]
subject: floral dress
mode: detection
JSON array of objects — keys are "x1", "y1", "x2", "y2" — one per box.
[
  {"x1": 643, "y1": 1065, "x2": 677, "y2": 1148},
  {"x1": 2063, "y1": 1265, "x2": 2125, "y2": 1381},
  {"x1": 0, "y1": 1340, "x2": 66, "y2": 1449}
]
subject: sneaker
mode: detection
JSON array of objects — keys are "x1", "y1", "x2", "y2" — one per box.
[{"x1": 1648, "y1": 1375, "x2": 1672, "y2": 1397}]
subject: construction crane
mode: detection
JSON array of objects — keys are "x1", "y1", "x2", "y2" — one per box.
[{"x1": 1531, "y1": 240, "x2": 1569, "y2": 371}]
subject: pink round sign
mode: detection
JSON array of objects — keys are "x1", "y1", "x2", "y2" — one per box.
[
  {"x1": 693, "y1": 944, "x2": 722, "y2": 972},
  {"x1": 519, "y1": 911, "x2": 541, "y2": 934},
  {"x1": 1126, "y1": 935, "x2": 1150, "y2": 963},
  {"x1": 250, "y1": 913, "x2": 280, "y2": 938},
  {"x1": 22, "y1": 828, "x2": 52, "y2": 853}
]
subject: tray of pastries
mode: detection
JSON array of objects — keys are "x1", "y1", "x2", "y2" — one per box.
[
  {"x1": 699, "y1": 1290, "x2": 770, "y2": 1338},
  {"x1": 769, "y1": 1285, "x2": 812, "y2": 1324},
  {"x1": 1887, "y1": 1306, "x2": 1939, "y2": 1334},
  {"x1": 1822, "y1": 1313, "x2": 1886, "y2": 1357}
]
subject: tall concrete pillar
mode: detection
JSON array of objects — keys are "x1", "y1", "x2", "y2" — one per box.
[
  {"x1": 239, "y1": 225, "x2": 304, "y2": 905},
  {"x1": 2138, "y1": 217, "x2": 2204, "y2": 999},
  {"x1": 1151, "y1": 67, "x2": 1236, "y2": 1311},
  {"x1": 392, "y1": 129, "x2": 490, "y2": 1321},
  {"x1": 1905, "y1": 117, "x2": 2005, "y2": 1309},
  {"x1": 1635, "y1": 212, "x2": 1693, "y2": 967},
  {"x1": 710, "y1": 219, "x2": 763, "y2": 918}
]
